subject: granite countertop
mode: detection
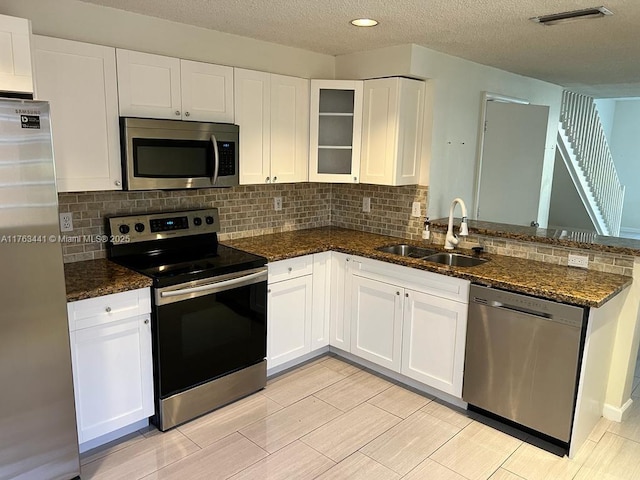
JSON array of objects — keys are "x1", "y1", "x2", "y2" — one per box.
[
  {"x1": 223, "y1": 226, "x2": 632, "y2": 308},
  {"x1": 430, "y1": 218, "x2": 640, "y2": 256},
  {"x1": 64, "y1": 259, "x2": 152, "y2": 302}
]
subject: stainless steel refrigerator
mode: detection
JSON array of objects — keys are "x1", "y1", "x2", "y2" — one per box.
[{"x1": 0, "y1": 99, "x2": 80, "y2": 479}]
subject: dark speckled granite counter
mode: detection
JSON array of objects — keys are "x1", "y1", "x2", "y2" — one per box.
[
  {"x1": 430, "y1": 218, "x2": 640, "y2": 256},
  {"x1": 65, "y1": 259, "x2": 152, "y2": 302},
  {"x1": 223, "y1": 227, "x2": 632, "y2": 308}
]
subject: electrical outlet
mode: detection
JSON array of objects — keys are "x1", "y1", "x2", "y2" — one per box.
[
  {"x1": 362, "y1": 197, "x2": 371, "y2": 213},
  {"x1": 274, "y1": 197, "x2": 282, "y2": 211},
  {"x1": 59, "y1": 212, "x2": 73, "y2": 232},
  {"x1": 568, "y1": 253, "x2": 589, "y2": 268},
  {"x1": 411, "y1": 201, "x2": 421, "y2": 217}
]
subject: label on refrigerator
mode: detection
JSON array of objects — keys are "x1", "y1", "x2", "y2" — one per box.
[{"x1": 20, "y1": 115, "x2": 40, "y2": 129}]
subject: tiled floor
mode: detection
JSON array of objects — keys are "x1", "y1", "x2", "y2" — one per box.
[{"x1": 81, "y1": 355, "x2": 640, "y2": 480}]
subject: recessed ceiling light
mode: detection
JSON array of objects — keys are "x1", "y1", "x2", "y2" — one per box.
[
  {"x1": 350, "y1": 18, "x2": 379, "y2": 27},
  {"x1": 530, "y1": 6, "x2": 613, "y2": 25}
]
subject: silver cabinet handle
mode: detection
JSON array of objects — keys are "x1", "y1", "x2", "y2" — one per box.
[
  {"x1": 114, "y1": 179, "x2": 122, "y2": 187},
  {"x1": 105, "y1": 306, "x2": 111, "y2": 313},
  {"x1": 288, "y1": 267, "x2": 292, "y2": 272},
  {"x1": 175, "y1": 110, "x2": 181, "y2": 116},
  {"x1": 273, "y1": 176, "x2": 278, "y2": 182},
  {"x1": 265, "y1": 177, "x2": 270, "y2": 183},
  {"x1": 185, "y1": 111, "x2": 190, "y2": 117},
  {"x1": 396, "y1": 291, "x2": 400, "y2": 296},
  {"x1": 353, "y1": 176, "x2": 358, "y2": 182},
  {"x1": 144, "y1": 319, "x2": 149, "y2": 324}
]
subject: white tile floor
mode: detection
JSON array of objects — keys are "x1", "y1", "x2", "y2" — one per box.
[{"x1": 80, "y1": 354, "x2": 640, "y2": 480}]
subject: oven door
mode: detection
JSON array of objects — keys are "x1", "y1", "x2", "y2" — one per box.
[{"x1": 154, "y1": 267, "x2": 267, "y2": 399}]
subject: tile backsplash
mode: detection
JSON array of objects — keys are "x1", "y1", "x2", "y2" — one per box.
[
  {"x1": 58, "y1": 183, "x2": 428, "y2": 263},
  {"x1": 58, "y1": 182, "x2": 634, "y2": 277}
]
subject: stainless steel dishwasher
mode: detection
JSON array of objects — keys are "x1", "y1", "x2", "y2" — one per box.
[{"x1": 463, "y1": 284, "x2": 587, "y2": 444}]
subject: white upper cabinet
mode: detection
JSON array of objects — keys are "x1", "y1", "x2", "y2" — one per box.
[
  {"x1": 309, "y1": 80, "x2": 363, "y2": 183},
  {"x1": 360, "y1": 77, "x2": 425, "y2": 186},
  {"x1": 33, "y1": 36, "x2": 121, "y2": 192},
  {"x1": 0, "y1": 14, "x2": 33, "y2": 93},
  {"x1": 180, "y1": 59, "x2": 234, "y2": 122},
  {"x1": 270, "y1": 73, "x2": 309, "y2": 183},
  {"x1": 117, "y1": 49, "x2": 233, "y2": 122},
  {"x1": 235, "y1": 68, "x2": 309, "y2": 185}
]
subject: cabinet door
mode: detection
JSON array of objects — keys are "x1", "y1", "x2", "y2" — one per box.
[
  {"x1": 360, "y1": 77, "x2": 424, "y2": 186},
  {"x1": 116, "y1": 49, "x2": 181, "y2": 120},
  {"x1": 270, "y1": 74, "x2": 309, "y2": 183},
  {"x1": 329, "y1": 253, "x2": 353, "y2": 351},
  {"x1": 70, "y1": 314, "x2": 154, "y2": 443},
  {"x1": 401, "y1": 289, "x2": 467, "y2": 397},
  {"x1": 180, "y1": 59, "x2": 234, "y2": 122},
  {"x1": 0, "y1": 14, "x2": 32, "y2": 93},
  {"x1": 309, "y1": 79, "x2": 363, "y2": 183},
  {"x1": 33, "y1": 36, "x2": 121, "y2": 192},
  {"x1": 267, "y1": 275, "x2": 313, "y2": 368},
  {"x1": 311, "y1": 252, "x2": 331, "y2": 350},
  {"x1": 235, "y1": 68, "x2": 271, "y2": 185},
  {"x1": 350, "y1": 274, "x2": 403, "y2": 371}
]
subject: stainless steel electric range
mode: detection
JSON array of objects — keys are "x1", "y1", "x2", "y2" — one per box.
[{"x1": 107, "y1": 208, "x2": 268, "y2": 431}]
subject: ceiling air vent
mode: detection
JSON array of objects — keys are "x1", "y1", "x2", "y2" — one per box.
[{"x1": 530, "y1": 6, "x2": 613, "y2": 25}]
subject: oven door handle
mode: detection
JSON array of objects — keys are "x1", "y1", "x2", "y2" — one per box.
[
  {"x1": 159, "y1": 269, "x2": 267, "y2": 302},
  {"x1": 211, "y1": 134, "x2": 220, "y2": 185}
]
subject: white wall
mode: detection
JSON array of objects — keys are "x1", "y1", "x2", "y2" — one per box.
[
  {"x1": 548, "y1": 151, "x2": 596, "y2": 231},
  {"x1": 610, "y1": 99, "x2": 640, "y2": 234},
  {"x1": 594, "y1": 99, "x2": 616, "y2": 144},
  {"x1": 336, "y1": 44, "x2": 564, "y2": 220},
  {"x1": 0, "y1": 0, "x2": 334, "y2": 79}
]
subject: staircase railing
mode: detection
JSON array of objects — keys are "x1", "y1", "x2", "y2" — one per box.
[{"x1": 559, "y1": 91, "x2": 625, "y2": 236}]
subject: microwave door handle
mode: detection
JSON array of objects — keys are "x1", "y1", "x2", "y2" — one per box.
[{"x1": 210, "y1": 134, "x2": 220, "y2": 185}]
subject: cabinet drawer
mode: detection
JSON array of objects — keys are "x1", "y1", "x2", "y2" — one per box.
[
  {"x1": 268, "y1": 256, "x2": 314, "y2": 283},
  {"x1": 351, "y1": 255, "x2": 470, "y2": 304},
  {"x1": 68, "y1": 288, "x2": 151, "y2": 331}
]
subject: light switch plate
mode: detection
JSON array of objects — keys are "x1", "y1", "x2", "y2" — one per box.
[
  {"x1": 274, "y1": 197, "x2": 282, "y2": 211},
  {"x1": 411, "y1": 202, "x2": 421, "y2": 217},
  {"x1": 362, "y1": 197, "x2": 371, "y2": 213}
]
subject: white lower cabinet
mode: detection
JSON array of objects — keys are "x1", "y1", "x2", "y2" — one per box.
[
  {"x1": 350, "y1": 275, "x2": 403, "y2": 371},
  {"x1": 67, "y1": 288, "x2": 153, "y2": 448},
  {"x1": 267, "y1": 273, "x2": 313, "y2": 368},
  {"x1": 267, "y1": 253, "x2": 332, "y2": 369},
  {"x1": 266, "y1": 251, "x2": 470, "y2": 399},
  {"x1": 345, "y1": 256, "x2": 469, "y2": 397},
  {"x1": 401, "y1": 289, "x2": 468, "y2": 396},
  {"x1": 329, "y1": 252, "x2": 354, "y2": 350}
]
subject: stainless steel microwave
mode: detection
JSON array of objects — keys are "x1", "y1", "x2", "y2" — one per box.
[{"x1": 120, "y1": 117, "x2": 239, "y2": 190}]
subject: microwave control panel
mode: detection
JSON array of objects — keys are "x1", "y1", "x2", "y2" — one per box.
[{"x1": 217, "y1": 141, "x2": 236, "y2": 176}]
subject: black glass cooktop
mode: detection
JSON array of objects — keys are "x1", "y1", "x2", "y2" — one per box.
[{"x1": 111, "y1": 243, "x2": 267, "y2": 287}]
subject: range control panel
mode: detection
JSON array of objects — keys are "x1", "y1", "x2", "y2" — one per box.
[{"x1": 108, "y1": 208, "x2": 220, "y2": 244}]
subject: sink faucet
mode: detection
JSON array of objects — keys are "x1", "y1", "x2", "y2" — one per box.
[{"x1": 445, "y1": 197, "x2": 469, "y2": 250}]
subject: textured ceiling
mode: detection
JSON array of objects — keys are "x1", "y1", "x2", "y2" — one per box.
[{"x1": 78, "y1": 0, "x2": 640, "y2": 97}]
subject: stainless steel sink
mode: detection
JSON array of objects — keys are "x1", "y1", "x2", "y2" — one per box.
[
  {"x1": 423, "y1": 252, "x2": 488, "y2": 267},
  {"x1": 376, "y1": 244, "x2": 439, "y2": 258}
]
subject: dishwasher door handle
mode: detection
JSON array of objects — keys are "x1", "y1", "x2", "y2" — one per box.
[{"x1": 488, "y1": 300, "x2": 553, "y2": 319}]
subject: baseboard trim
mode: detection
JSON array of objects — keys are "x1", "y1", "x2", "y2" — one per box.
[{"x1": 603, "y1": 398, "x2": 634, "y2": 422}]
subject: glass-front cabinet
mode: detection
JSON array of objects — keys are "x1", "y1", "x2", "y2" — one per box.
[{"x1": 309, "y1": 80, "x2": 363, "y2": 182}]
